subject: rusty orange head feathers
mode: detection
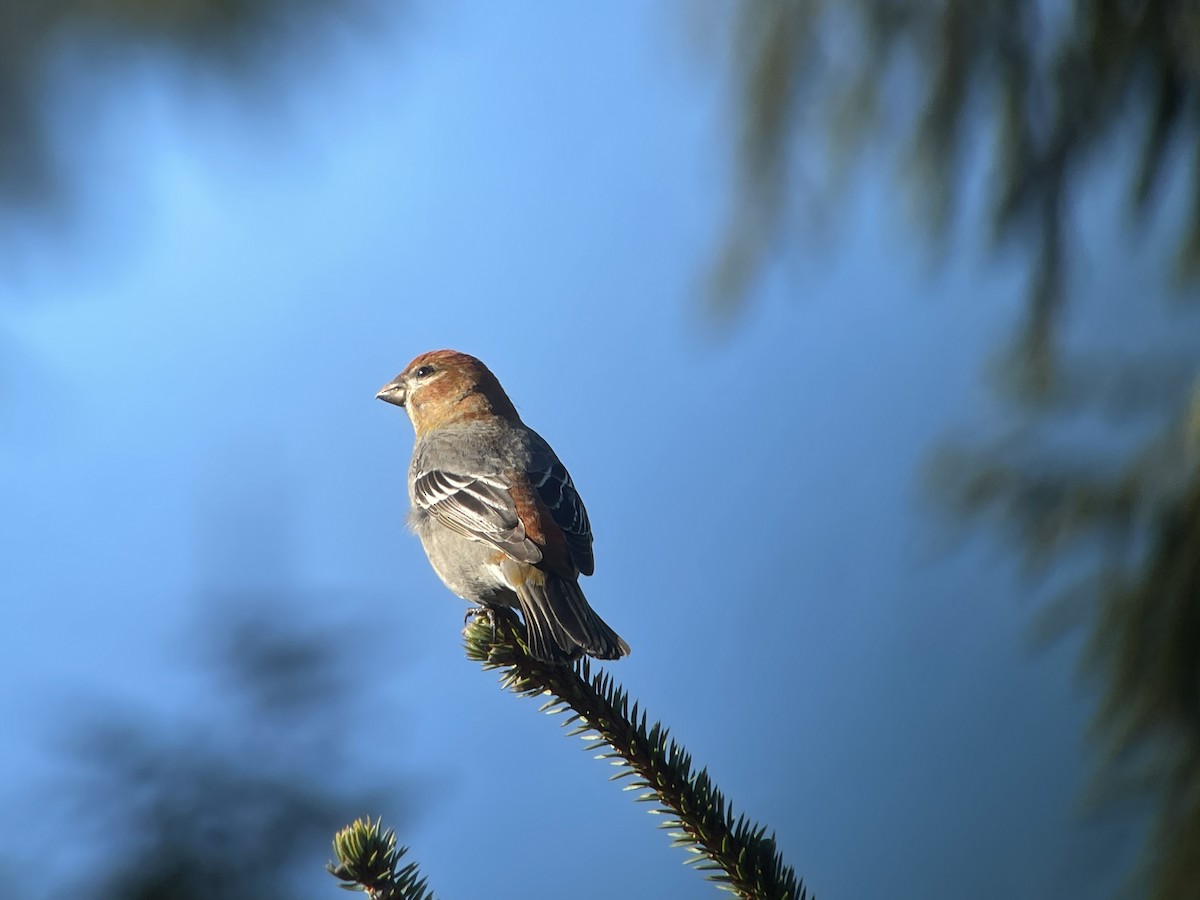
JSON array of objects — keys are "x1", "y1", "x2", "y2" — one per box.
[{"x1": 376, "y1": 350, "x2": 521, "y2": 435}]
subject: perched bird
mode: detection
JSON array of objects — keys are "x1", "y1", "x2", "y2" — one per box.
[{"x1": 376, "y1": 350, "x2": 630, "y2": 662}]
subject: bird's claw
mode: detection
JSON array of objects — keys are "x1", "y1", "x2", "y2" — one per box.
[{"x1": 463, "y1": 604, "x2": 499, "y2": 639}]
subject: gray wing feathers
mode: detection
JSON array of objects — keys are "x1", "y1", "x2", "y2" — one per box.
[
  {"x1": 412, "y1": 469, "x2": 542, "y2": 565},
  {"x1": 529, "y1": 455, "x2": 595, "y2": 576}
]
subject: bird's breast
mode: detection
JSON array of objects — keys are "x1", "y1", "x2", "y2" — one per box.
[{"x1": 413, "y1": 514, "x2": 515, "y2": 605}]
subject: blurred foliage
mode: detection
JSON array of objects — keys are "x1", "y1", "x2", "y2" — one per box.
[
  {"x1": 716, "y1": 2, "x2": 1200, "y2": 897},
  {"x1": 714, "y1": 0, "x2": 1200, "y2": 385},
  {"x1": 0, "y1": 0, "x2": 367, "y2": 221},
  {"x1": 49, "y1": 596, "x2": 403, "y2": 900},
  {"x1": 931, "y1": 376, "x2": 1200, "y2": 899}
]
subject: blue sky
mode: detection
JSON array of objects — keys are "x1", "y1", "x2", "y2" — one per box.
[{"x1": 1, "y1": 3, "x2": 1142, "y2": 898}]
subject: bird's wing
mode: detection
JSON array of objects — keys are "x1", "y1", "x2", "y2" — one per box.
[
  {"x1": 528, "y1": 445, "x2": 595, "y2": 577},
  {"x1": 412, "y1": 468, "x2": 543, "y2": 565}
]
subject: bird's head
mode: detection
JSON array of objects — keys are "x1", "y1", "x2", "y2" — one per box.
[{"x1": 376, "y1": 349, "x2": 520, "y2": 435}]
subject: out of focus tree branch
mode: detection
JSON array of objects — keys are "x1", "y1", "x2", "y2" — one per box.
[
  {"x1": 714, "y1": 4, "x2": 1200, "y2": 898},
  {"x1": 0, "y1": 0, "x2": 368, "y2": 219},
  {"x1": 52, "y1": 598, "x2": 403, "y2": 900},
  {"x1": 715, "y1": 1, "x2": 1200, "y2": 386},
  {"x1": 931, "y1": 379, "x2": 1200, "y2": 899}
]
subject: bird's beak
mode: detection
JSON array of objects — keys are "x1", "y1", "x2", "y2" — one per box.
[{"x1": 376, "y1": 378, "x2": 407, "y2": 407}]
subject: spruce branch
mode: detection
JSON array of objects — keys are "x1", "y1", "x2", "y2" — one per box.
[
  {"x1": 464, "y1": 607, "x2": 809, "y2": 900},
  {"x1": 327, "y1": 817, "x2": 434, "y2": 900}
]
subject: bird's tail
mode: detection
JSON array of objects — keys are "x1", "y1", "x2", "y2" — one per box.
[{"x1": 514, "y1": 573, "x2": 630, "y2": 662}]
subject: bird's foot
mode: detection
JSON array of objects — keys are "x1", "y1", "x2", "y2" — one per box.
[{"x1": 463, "y1": 604, "x2": 499, "y2": 639}]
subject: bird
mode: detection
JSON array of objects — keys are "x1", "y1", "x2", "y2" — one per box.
[{"x1": 376, "y1": 349, "x2": 630, "y2": 662}]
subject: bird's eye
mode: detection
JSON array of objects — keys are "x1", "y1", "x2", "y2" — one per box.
[{"x1": 413, "y1": 365, "x2": 436, "y2": 379}]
